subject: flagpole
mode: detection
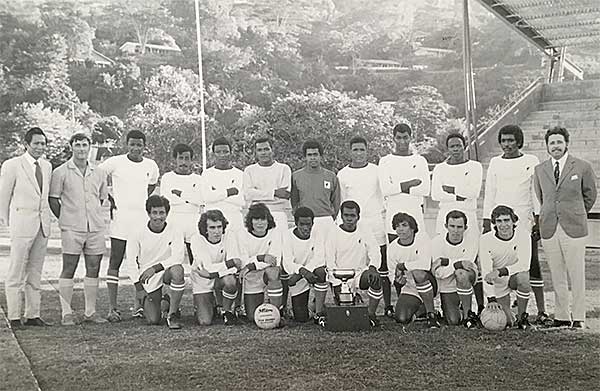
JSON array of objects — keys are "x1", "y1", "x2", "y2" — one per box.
[{"x1": 194, "y1": 0, "x2": 207, "y2": 172}]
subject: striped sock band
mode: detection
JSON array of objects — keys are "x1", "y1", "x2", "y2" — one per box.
[
  {"x1": 106, "y1": 275, "x2": 119, "y2": 285},
  {"x1": 516, "y1": 290, "x2": 530, "y2": 300},
  {"x1": 314, "y1": 283, "x2": 329, "y2": 292},
  {"x1": 170, "y1": 283, "x2": 186, "y2": 292},
  {"x1": 268, "y1": 287, "x2": 284, "y2": 298},
  {"x1": 280, "y1": 273, "x2": 290, "y2": 281},
  {"x1": 530, "y1": 280, "x2": 544, "y2": 288},
  {"x1": 368, "y1": 287, "x2": 383, "y2": 300},
  {"x1": 222, "y1": 290, "x2": 238, "y2": 300},
  {"x1": 457, "y1": 287, "x2": 474, "y2": 296},
  {"x1": 416, "y1": 281, "x2": 433, "y2": 294},
  {"x1": 379, "y1": 270, "x2": 389, "y2": 278}
]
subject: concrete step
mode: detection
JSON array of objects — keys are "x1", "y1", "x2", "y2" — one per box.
[
  {"x1": 540, "y1": 98, "x2": 600, "y2": 111},
  {"x1": 520, "y1": 118, "x2": 600, "y2": 129},
  {"x1": 527, "y1": 110, "x2": 600, "y2": 120},
  {"x1": 520, "y1": 128, "x2": 599, "y2": 139},
  {"x1": 542, "y1": 79, "x2": 600, "y2": 101},
  {"x1": 523, "y1": 139, "x2": 600, "y2": 150}
]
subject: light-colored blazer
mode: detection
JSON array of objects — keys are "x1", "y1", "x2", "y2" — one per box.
[
  {"x1": 0, "y1": 154, "x2": 52, "y2": 238},
  {"x1": 534, "y1": 154, "x2": 597, "y2": 239}
]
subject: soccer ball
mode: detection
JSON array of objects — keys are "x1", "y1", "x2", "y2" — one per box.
[
  {"x1": 480, "y1": 306, "x2": 507, "y2": 331},
  {"x1": 254, "y1": 303, "x2": 281, "y2": 330}
]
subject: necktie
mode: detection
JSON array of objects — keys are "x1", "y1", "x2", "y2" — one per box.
[
  {"x1": 554, "y1": 161, "x2": 560, "y2": 184},
  {"x1": 34, "y1": 161, "x2": 43, "y2": 191}
]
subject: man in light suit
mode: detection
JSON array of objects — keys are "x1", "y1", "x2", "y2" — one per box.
[
  {"x1": 0, "y1": 127, "x2": 53, "y2": 329},
  {"x1": 534, "y1": 126, "x2": 597, "y2": 329}
]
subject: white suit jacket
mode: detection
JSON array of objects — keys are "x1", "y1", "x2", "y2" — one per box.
[{"x1": 0, "y1": 154, "x2": 52, "y2": 238}]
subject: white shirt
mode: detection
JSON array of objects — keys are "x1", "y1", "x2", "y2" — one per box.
[
  {"x1": 231, "y1": 228, "x2": 283, "y2": 270},
  {"x1": 190, "y1": 233, "x2": 237, "y2": 277},
  {"x1": 282, "y1": 228, "x2": 326, "y2": 275},
  {"x1": 126, "y1": 222, "x2": 184, "y2": 280},
  {"x1": 483, "y1": 154, "x2": 540, "y2": 220},
  {"x1": 243, "y1": 161, "x2": 292, "y2": 213},
  {"x1": 202, "y1": 166, "x2": 245, "y2": 213},
  {"x1": 337, "y1": 163, "x2": 384, "y2": 217},
  {"x1": 431, "y1": 231, "x2": 479, "y2": 280},
  {"x1": 431, "y1": 160, "x2": 482, "y2": 213},
  {"x1": 159, "y1": 171, "x2": 203, "y2": 214},
  {"x1": 23, "y1": 152, "x2": 39, "y2": 177},
  {"x1": 99, "y1": 155, "x2": 159, "y2": 211},
  {"x1": 551, "y1": 152, "x2": 569, "y2": 180},
  {"x1": 327, "y1": 225, "x2": 381, "y2": 272}
]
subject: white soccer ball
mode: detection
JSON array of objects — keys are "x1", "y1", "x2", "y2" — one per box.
[
  {"x1": 254, "y1": 303, "x2": 281, "y2": 330},
  {"x1": 480, "y1": 306, "x2": 508, "y2": 331}
]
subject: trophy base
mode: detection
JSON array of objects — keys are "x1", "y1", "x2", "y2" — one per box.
[{"x1": 325, "y1": 304, "x2": 370, "y2": 332}]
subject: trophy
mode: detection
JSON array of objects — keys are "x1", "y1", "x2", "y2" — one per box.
[
  {"x1": 332, "y1": 269, "x2": 356, "y2": 306},
  {"x1": 326, "y1": 268, "x2": 369, "y2": 331}
]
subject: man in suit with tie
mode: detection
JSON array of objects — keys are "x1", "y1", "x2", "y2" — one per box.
[
  {"x1": 0, "y1": 127, "x2": 53, "y2": 329},
  {"x1": 534, "y1": 126, "x2": 597, "y2": 329}
]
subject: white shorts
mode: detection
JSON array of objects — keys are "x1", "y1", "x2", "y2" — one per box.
[
  {"x1": 110, "y1": 209, "x2": 148, "y2": 241},
  {"x1": 358, "y1": 213, "x2": 387, "y2": 246},
  {"x1": 243, "y1": 269, "x2": 267, "y2": 295},
  {"x1": 289, "y1": 278, "x2": 310, "y2": 297},
  {"x1": 492, "y1": 275, "x2": 513, "y2": 299},
  {"x1": 190, "y1": 267, "x2": 216, "y2": 295},
  {"x1": 141, "y1": 270, "x2": 165, "y2": 294},
  {"x1": 168, "y1": 212, "x2": 199, "y2": 242}
]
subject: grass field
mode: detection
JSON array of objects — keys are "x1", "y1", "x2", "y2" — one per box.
[{"x1": 2, "y1": 250, "x2": 600, "y2": 390}]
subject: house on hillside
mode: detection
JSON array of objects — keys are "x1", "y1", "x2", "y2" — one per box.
[
  {"x1": 119, "y1": 42, "x2": 182, "y2": 57},
  {"x1": 413, "y1": 46, "x2": 456, "y2": 58},
  {"x1": 71, "y1": 49, "x2": 115, "y2": 68}
]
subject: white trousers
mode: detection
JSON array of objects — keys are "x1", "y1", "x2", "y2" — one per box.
[
  {"x1": 541, "y1": 225, "x2": 587, "y2": 322},
  {"x1": 5, "y1": 226, "x2": 48, "y2": 320}
]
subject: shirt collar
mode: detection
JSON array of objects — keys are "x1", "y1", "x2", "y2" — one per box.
[
  {"x1": 552, "y1": 152, "x2": 568, "y2": 167},
  {"x1": 66, "y1": 158, "x2": 93, "y2": 174},
  {"x1": 23, "y1": 152, "x2": 38, "y2": 166}
]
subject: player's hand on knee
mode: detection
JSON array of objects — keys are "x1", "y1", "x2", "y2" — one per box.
[
  {"x1": 439, "y1": 257, "x2": 449, "y2": 267},
  {"x1": 263, "y1": 254, "x2": 277, "y2": 267},
  {"x1": 367, "y1": 266, "x2": 380, "y2": 286},
  {"x1": 394, "y1": 267, "x2": 407, "y2": 286},
  {"x1": 300, "y1": 267, "x2": 317, "y2": 284},
  {"x1": 140, "y1": 267, "x2": 156, "y2": 283},
  {"x1": 484, "y1": 270, "x2": 499, "y2": 285},
  {"x1": 226, "y1": 258, "x2": 242, "y2": 270}
]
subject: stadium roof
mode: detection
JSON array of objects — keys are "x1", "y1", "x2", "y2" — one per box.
[{"x1": 475, "y1": 0, "x2": 600, "y2": 51}]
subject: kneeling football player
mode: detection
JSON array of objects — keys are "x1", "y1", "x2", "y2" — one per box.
[
  {"x1": 327, "y1": 201, "x2": 382, "y2": 327},
  {"x1": 190, "y1": 209, "x2": 241, "y2": 326},
  {"x1": 480, "y1": 205, "x2": 531, "y2": 330},
  {"x1": 387, "y1": 212, "x2": 440, "y2": 328},
  {"x1": 282, "y1": 207, "x2": 328, "y2": 325},
  {"x1": 431, "y1": 210, "x2": 479, "y2": 327},
  {"x1": 127, "y1": 195, "x2": 185, "y2": 329},
  {"x1": 233, "y1": 203, "x2": 284, "y2": 325}
]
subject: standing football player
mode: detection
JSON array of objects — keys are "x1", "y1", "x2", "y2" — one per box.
[
  {"x1": 190, "y1": 209, "x2": 240, "y2": 326},
  {"x1": 431, "y1": 210, "x2": 479, "y2": 327},
  {"x1": 243, "y1": 136, "x2": 291, "y2": 230},
  {"x1": 430, "y1": 132, "x2": 485, "y2": 313},
  {"x1": 126, "y1": 195, "x2": 185, "y2": 329},
  {"x1": 327, "y1": 201, "x2": 382, "y2": 327},
  {"x1": 230, "y1": 203, "x2": 284, "y2": 325},
  {"x1": 387, "y1": 212, "x2": 440, "y2": 328},
  {"x1": 480, "y1": 205, "x2": 532, "y2": 330},
  {"x1": 282, "y1": 207, "x2": 328, "y2": 326},
  {"x1": 202, "y1": 137, "x2": 245, "y2": 234},
  {"x1": 291, "y1": 139, "x2": 340, "y2": 238},
  {"x1": 337, "y1": 136, "x2": 391, "y2": 316},
  {"x1": 378, "y1": 123, "x2": 430, "y2": 240},
  {"x1": 159, "y1": 143, "x2": 203, "y2": 263},
  {"x1": 100, "y1": 130, "x2": 159, "y2": 322},
  {"x1": 483, "y1": 125, "x2": 548, "y2": 324}
]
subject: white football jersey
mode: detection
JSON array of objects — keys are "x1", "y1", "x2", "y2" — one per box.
[{"x1": 282, "y1": 228, "x2": 326, "y2": 275}]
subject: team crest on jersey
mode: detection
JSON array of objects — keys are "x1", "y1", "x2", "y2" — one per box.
[{"x1": 324, "y1": 180, "x2": 331, "y2": 189}]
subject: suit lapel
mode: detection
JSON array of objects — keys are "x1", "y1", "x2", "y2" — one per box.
[
  {"x1": 557, "y1": 155, "x2": 575, "y2": 188},
  {"x1": 19, "y1": 155, "x2": 41, "y2": 195},
  {"x1": 542, "y1": 159, "x2": 555, "y2": 185}
]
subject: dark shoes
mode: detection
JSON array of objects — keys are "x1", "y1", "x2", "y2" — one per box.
[
  {"x1": 23, "y1": 317, "x2": 53, "y2": 327},
  {"x1": 571, "y1": 321, "x2": 584, "y2": 329},
  {"x1": 9, "y1": 319, "x2": 23, "y2": 330}
]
